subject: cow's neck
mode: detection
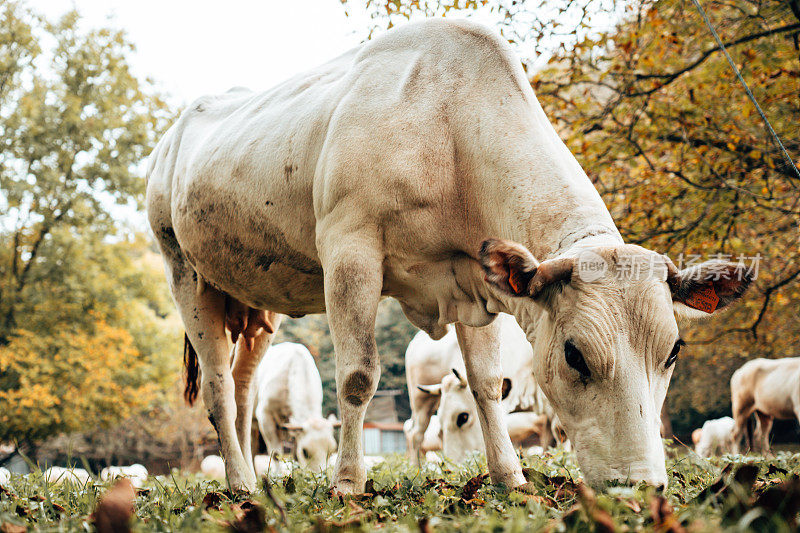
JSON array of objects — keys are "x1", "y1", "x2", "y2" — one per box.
[{"x1": 459, "y1": 140, "x2": 625, "y2": 334}]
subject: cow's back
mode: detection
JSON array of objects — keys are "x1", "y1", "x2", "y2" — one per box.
[
  {"x1": 733, "y1": 358, "x2": 800, "y2": 418},
  {"x1": 255, "y1": 342, "x2": 324, "y2": 422},
  {"x1": 146, "y1": 19, "x2": 549, "y2": 322}
]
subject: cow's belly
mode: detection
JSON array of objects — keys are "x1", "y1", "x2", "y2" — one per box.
[
  {"x1": 172, "y1": 182, "x2": 326, "y2": 316},
  {"x1": 756, "y1": 370, "x2": 799, "y2": 419}
]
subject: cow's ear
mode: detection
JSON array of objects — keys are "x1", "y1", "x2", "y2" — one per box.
[
  {"x1": 667, "y1": 259, "x2": 753, "y2": 318},
  {"x1": 480, "y1": 239, "x2": 574, "y2": 298},
  {"x1": 417, "y1": 384, "x2": 442, "y2": 396},
  {"x1": 479, "y1": 239, "x2": 539, "y2": 296},
  {"x1": 501, "y1": 378, "x2": 512, "y2": 400}
]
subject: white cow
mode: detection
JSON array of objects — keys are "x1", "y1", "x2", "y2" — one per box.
[
  {"x1": 731, "y1": 357, "x2": 800, "y2": 454},
  {"x1": 406, "y1": 314, "x2": 545, "y2": 462},
  {"x1": 147, "y1": 19, "x2": 752, "y2": 491},
  {"x1": 254, "y1": 343, "x2": 337, "y2": 473},
  {"x1": 100, "y1": 464, "x2": 148, "y2": 488},
  {"x1": 43, "y1": 466, "x2": 92, "y2": 486},
  {"x1": 694, "y1": 417, "x2": 736, "y2": 458},
  {"x1": 426, "y1": 368, "x2": 557, "y2": 461},
  {"x1": 403, "y1": 415, "x2": 442, "y2": 455}
]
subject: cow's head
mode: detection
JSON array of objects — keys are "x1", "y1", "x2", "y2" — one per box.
[
  {"x1": 419, "y1": 368, "x2": 515, "y2": 462},
  {"x1": 283, "y1": 416, "x2": 339, "y2": 472},
  {"x1": 480, "y1": 239, "x2": 752, "y2": 488}
]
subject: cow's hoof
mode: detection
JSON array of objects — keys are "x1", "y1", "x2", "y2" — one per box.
[
  {"x1": 330, "y1": 479, "x2": 363, "y2": 496},
  {"x1": 228, "y1": 475, "x2": 257, "y2": 494}
]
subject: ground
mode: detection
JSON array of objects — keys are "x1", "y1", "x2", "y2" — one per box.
[{"x1": 2, "y1": 445, "x2": 800, "y2": 531}]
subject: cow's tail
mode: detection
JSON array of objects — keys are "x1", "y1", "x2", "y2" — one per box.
[{"x1": 184, "y1": 333, "x2": 200, "y2": 405}]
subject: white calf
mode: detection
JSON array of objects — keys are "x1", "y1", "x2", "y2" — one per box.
[
  {"x1": 406, "y1": 314, "x2": 544, "y2": 462},
  {"x1": 695, "y1": 417, "x2": 736, "y2": 457}
]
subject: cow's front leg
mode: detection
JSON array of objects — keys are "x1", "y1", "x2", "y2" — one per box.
[
  {"x1": 231, "y1": 312, "x2": 282, "y2": 477},
  {"x1": 455, "y1": 321, "x2": 525, "y2": 489},
  {"x1": 320, "y1": 232, "x2": 383, "y2": 494}
]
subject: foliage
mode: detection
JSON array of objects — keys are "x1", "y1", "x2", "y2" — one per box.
[
  {"x1": 3, "y1": 449, "x2": 800, "y2": 531},
  {"x1": 0, "y1": 321, "x2": 156, "y2": 442},
  {"x1": 0, "y1": 1, "x2": 178, "y2": 445},
  {"x1": 344, "y1": 0, "x2": 800, "y2": 433}
]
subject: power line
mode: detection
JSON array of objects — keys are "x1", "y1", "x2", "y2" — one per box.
[{"x1": 690, "y1": 0, "x2": 800, "y2": 182}]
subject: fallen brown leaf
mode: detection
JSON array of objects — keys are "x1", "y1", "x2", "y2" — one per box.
[
  {"x1": 202, "y1": 491, "x2": 225, "y2": 510},
  {"x1": 92, "y1": 478, "x2": 135, "y2": 533},
  {"x1": 577, "y1": 484, "x2": 617, "y2": 533},
  {"x1": 1, "y1": 523, "x2": 26, "y2": 533},
  {"x1": 418, "y1": 516, "x2": 432, "y2": 533},
  {"x1": 649, "y1": 495, "x2": 686, "y2": 533},
  {"x1": 229, "y1": 500, "x2": 266, "y2": 533},
  {"x1": 460, "y1": 473, "x2": 488, "y2": 501}
]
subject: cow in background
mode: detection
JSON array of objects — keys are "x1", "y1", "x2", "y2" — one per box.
[
  {"x1": 254, "y1": 343, "x2": 338, "y2": 472},
  {"x1": 405, "y1": 314, "x2": 545, "y2": 463},
  {"x1": 731, "y1": 358, "x2": 800, "y2": 454},
  {"x1": 694, "y1": 417, "x2": 736, "y2": 457}
]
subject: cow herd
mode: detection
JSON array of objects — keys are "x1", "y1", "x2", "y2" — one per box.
[{"x1": 691, "y1": 357, "x2": 800, "y2": 458}]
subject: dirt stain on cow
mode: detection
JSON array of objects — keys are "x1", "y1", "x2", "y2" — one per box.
[{"x1": 343, "y1": 371, "x2": 373, "y2": 406}]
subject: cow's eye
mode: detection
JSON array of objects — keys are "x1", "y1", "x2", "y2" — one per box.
[
  {"x1": 565, "y1": 340, "x2": 591, "y2": 380},
  {"x1": 456, "y1": 412, "x2": 470, "y2": 428},
  {"x1": 302, "y1": 448, "x2": 310, "y2": 459},
  {"x1": 666, "y1": 339, "x2": 684, "y2": 369}
]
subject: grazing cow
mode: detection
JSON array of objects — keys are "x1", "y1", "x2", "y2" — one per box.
[
  {"x1": 147, "y1": 19, "x2": 752, "y2": 491},
  {"x1": 405, "y1": 314, "x2": 542, "y2": 463},
  {"x1": 692, "y1": 428, "x2": 703, "y2": 447},
  {"x1": 43, "y1": 466, "x2": 91, "y2": 486},
  {"x1": 731, "y1": 358, "x2": 800, "y2": 454},
  {"x1": 426, "y1": 368, "x2": 557, "y2": 461},
  {"x1": 694, "y1": 417, "x2": 736, "y2": 457},
  {"x1": 253, "y1": 343, "x2": 338, "y2": 473},
  {"x1": 101, "y1": 464, "x2": 148, "y2": 488},
  {"x1": 403, "y1": 415, "x2": 442, "y2": 455}
]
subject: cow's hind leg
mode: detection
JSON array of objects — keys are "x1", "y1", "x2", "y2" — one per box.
[
  {"x1": 155, "y1": 232, "x2": 254, "y2": 491},
  {"x1": 455, "y1": 321, "x2": 526, "y2": 489},
  {"x1": 231, "y1": 312, "x2": 282, "y2": 477},
  {"x1": 754, "y1": 411, "x2": 773, "y2": 455},
  {"x1": 731, "y1": 385, "x2": 754, "y2": 455},
  {"x1": 319, "y1": 230, "x2": 383, "y2": 494}
]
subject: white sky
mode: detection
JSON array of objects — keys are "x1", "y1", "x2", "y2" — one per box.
[
  {"x1": 25, "y1": 0, "x2": 509, "y2": 232},
  {"x1": 31, "y1": 0, "x2": 373, "y2": 105}
]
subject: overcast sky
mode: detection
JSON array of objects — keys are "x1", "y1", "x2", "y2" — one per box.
[
  {"x1": 31, "y1": 0, "x2": 374, "y2": 104},
  {"x1": 24, "y1": 1, "x2": 501, "y2": 230}
]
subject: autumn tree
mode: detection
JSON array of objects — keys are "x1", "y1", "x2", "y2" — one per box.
[
  {"x1": 346, "y1": 0, "x2": 800, "y2": 432},
  {"x1": 0, "y1": 2, "x2": 177, "y2": 447}
]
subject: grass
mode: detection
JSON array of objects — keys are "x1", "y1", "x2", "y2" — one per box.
[{"x1": 2, "y1": 445, "x2": 800, "y2": 531}]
